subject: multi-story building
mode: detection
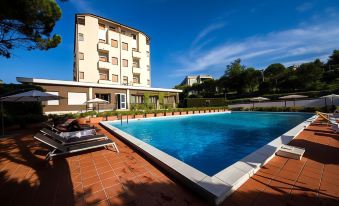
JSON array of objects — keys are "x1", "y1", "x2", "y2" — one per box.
[
  {"x1": 180, "y1": 75, "x2": 214, "y2": 86},
  {"x1": 17, "y1": 14, "x2": 181, "y2": 114},
  {"x1": 73, "y1": 13, "x2": 151, "y2": 87}
]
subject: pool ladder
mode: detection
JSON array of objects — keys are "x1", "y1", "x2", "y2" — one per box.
[{"x1": 120, "y1": 114, "x2": 129, "y2": 125}]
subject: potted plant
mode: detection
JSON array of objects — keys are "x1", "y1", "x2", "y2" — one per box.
[
  {"x1": 155, "y1": 110, "x2": 165, "y2": 117},
  {"x1": 134, "y1": 111, "x2": 144, "y2": 119}
]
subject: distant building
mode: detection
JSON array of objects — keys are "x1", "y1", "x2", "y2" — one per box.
[{"x1": 180, "y1": 75, "x2": 214, "y2": 86}]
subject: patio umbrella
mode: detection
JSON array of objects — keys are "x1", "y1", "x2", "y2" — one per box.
[
  {"x1": 0, "y1": 90, "x2": 61, "y2": 136},
  {"x1": 85, "y1": 98, "x2": 109, "y2": 112},
  {"x1": 279, "y1": 94, "x2": 308, "y2": 108},
  {"x1": 250, "y1": 97, "x2": 270, "y2": 108},
  {"x1": 320, "y1": 94, "x2": 339, "y2": 107}
]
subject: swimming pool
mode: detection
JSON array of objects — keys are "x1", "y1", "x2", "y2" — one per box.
[{"x1": 108, "y1": 112, "x2": 312, "y2": 176}]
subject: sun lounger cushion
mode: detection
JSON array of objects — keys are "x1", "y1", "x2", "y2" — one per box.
[{"x1": 59, "y1": 129, "x2": 96, "y2": 139}]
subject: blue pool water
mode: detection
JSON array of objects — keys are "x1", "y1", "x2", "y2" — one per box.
[{"x1": 110, "y1": 112, "x2": 312, "y2": 176}]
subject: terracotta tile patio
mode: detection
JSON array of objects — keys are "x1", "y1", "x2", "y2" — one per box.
[{"x1": 0, "y1": 119, "x2": 338, "y2": 206}]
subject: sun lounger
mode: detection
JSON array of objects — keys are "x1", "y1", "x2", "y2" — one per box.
[
  {"x1": 34, "y1": 132, "x2": 119, "y2": 161},
  {"x1": 40, "y1": 128, "x2": 107, "y2": 145}
]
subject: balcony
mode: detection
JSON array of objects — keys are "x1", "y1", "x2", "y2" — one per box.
[
  {"x1": 98, "y1": 61, "x2": 112, "y2": 70},
  {"x1": 97, "y1": 42, "x2": 111, "y2": 51},
  {"x1": 132, "y1": 50, "x2": 142, "y2": 59}
]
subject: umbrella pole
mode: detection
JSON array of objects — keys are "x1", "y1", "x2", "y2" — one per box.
[
  {"x1": 1, "y1": 102, "x2": 4, "y2": 137},
  {"x1": 284, "y1": 100, "x2": 286, "y2": 107}
]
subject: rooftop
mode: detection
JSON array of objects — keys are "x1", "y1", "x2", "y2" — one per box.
[
  {"x1": 0, "y1": 118, "x2": 338, "y2": 206},
  {"x1": 16, "y1": 77, "x2": 182, "y2": 93}
]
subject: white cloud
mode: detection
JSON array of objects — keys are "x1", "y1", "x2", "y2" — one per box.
[
  {"x1": 192, "y1": 22, "x2": 226, "y2": 46},
  {"x1": 173, "y1": 21, "x2": 339, "y2": 77}
]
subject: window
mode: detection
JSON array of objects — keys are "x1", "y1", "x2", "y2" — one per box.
[
  {"x1": 130, "y1": 95, "x2": 144, "y2": 104},
  {"x1": 122, "y1": 59, "x2": 128, "y2": 67},
  {"x1": 146, "y1": 39, "x2": 150, "y2": 45},
  {"x1": 46, "y1": 92, "x2": 59, "y2": 105},
  {"x1": 111, "y1": 39, "x2": 118, "y2": 48},
  {"x1": 122, "y1": 42, "x2": 128, "y2": 50},
  {"x1": 150, "y1": 96, "x2": 157, "y2": 103},
  {"x1": 95, "y1": 93, "x2": 111, "y2": 103},
  {"x1": 79, "y1": 72, "x2": 84, "y2": 79},
  {"x1": 79, "y1": 52, "x2": 84, "y2": 60},
  {"x1": 147, "y1": 65, "x2": 150, "y2": 71},
  {"x1": 77, "y1": 17, "x2": 85, "y2": 25},
  {"x1": 123, "y1": 76, "x2": 128, "y2": 85},
  {"x1": 68, "y1": 92, "x2": 87, "y2": 105},
  {"x1": 78, "y1": 33, "x2": 84, "y2": 41},
  {"x1": 133, "y1": 73, "x2": 140, "y2": 84},
  {"x1": 99, "y1": 52, "x2": 108, "y2": 62},
  {"x1": 131, "y1": 34, "x2": 137, "y2": 40},
  {"x1": 112, "y1": 74, "x2": 118, "y2": 82},
  {"x1": 109, "y1": 26, "x2": 116, "y2": 31},
  {"x1": 111, "y1": 57, "x2": 118, "y2": 65},
  {"x1": 98, "y1": 23, "x2": 105, "y2": 30},
  {"x1": 147, "y1": 79, "x2": 150, "y2": 85},
  {"x1": 99, "y1": 39, "x2": 106, "y2": 43},
  {"x1": 146, "y1": 51, "x2": 150, "y2": 57},
  {"x1": 99, "y1": 69, "x2": 109, "y2": 80},
  {"x1": 121, "y1": 30, "x2": 126, "y2": 35},
  {"x1": 133, "y1": 58, "x2": 139, "y2": 68}
]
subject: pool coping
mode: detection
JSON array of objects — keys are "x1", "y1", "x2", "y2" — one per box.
[{"x1": 100, "y1": 112, "x2": 318, "y2": 205}]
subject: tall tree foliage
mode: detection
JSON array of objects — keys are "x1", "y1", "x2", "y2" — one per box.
[
  {"x1": 176, "y1": 50, "x2": 339, "y2": 99},
  {"x1": 0, "y1": 0, "x2": 63, "y2": 58}
]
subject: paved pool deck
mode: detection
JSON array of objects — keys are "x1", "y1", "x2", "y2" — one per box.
[{"x1": 0, "y1": 118, "x2": 338, "y2": 206}]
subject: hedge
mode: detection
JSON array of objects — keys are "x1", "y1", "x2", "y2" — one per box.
[
  {"x1": 230, "y1": 106, "x2": 327, "y2": 113},
  {"x1": 186, "y1": 98, "x2": 227, "y2": 107}
]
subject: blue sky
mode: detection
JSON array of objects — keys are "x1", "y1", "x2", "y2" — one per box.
[{"x1": 1, "y1": 0, "x2": 339, "y2": 88}]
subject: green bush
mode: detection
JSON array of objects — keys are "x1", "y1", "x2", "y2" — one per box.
[
  {"x1": 186, "y1": 98, "x2": 227, "y2": 107},
  {"x1": 80, "y1": 111, "x2": 97, "y2": 117},
  {"x1": 230, "y1": 106, "x2": 326, "y2": 113}
]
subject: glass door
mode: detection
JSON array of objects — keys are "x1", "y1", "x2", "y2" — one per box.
[{"x1": 117, "y1": 94, "x2": 126, "y2": 109}]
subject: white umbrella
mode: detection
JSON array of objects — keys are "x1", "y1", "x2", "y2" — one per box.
[
  {"x1": 85, "y1": 98, "x2": 109, "y2": 112},
  {"x1": 0, "y1": 90, "x2": 61, "y2": 136},
  {"x1": 250, "y1": 97, "x2": 269, "y2": 108},
  {"x1": 320, "y1": 94, "x2": 339, "y2": 107},
  {"x1": 279, "y1": 94, "x2": 308, "y2": 107}
]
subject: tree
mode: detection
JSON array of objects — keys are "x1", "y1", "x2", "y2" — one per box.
[
  {"x1": 224, "y1": 58, "x2": 245, "y2": 78},
  {"x1": 264, "y1": 63, "x2": 286, "y2": 92},
  {"x1": 242, "y1": 68, "x2": 261, "y2": 94},
  {"x1": 296, "y1": 61, "x2": 323, "y2": 90},
  {"x1": 224, "y1": 59, "x2": 246, "y2": 93},
  {"x1": 0, "y1": 0, "x2": 63, "y2": 58},
  {"x1": 327, "y1": 50, "x2": 339, "y2": 70}
]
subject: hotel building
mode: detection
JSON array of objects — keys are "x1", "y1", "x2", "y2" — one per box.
[{"x1": 17, "y1": 14, "x2": 181, "y2": 114}]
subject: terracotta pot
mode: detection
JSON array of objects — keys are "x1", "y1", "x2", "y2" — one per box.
[
  {"x1": 89, "y1": 117, "x2": 103, "y2": 123},
  {"x1": 165, "y1": 112, "x2": 173, "y2": 116},
  {"x1": 77, "y1": 117, "x2": 88, "y2": 124},
  {"x1": 187, "y1": 111, "x2": 193, "y2": 114},
  {"x1": 107, "y1": 116, "x2": 118, "y2": 121},
  {"x1": 199, "y1": 110, "x2": 204, "y2": 113},
  {"x1": 205, "y1": 110, "x2": 210, "y2": 113},
  {"x1": 173, "y1": 112, "x2": 180, "y2": 116},
  {"x1": 156, "y1": 113, "x2": 164, "y2": 117},
  {"x1": 146, "y1": 113, "x2": 154, "y2": 118},
  {"x1": 180, "y1": 111, "x2": 187, "y2": 115},
  {"x1": 134, "y1": 114, "x2": 144, "y2": 119}
]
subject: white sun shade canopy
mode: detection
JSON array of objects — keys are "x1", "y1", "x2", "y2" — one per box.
[
  {"x1": 279, "y1": 95, "x2": 308, "y2": 99},
  {"x1": 320, "y1": 94, "x2": 339, "y2": 99},
  {"x1": 85, "y1": 98, "x2": 109, "y2": 104},
  {"x1": 250, "y1": 97, "x2": 270, "y2": 101},
  {"x1": 0, "y1": 90, "x2": 61, "y2": 102}
]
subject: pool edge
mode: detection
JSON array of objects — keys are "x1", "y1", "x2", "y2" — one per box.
[{"x1": 100, "y1": 112, "x2": 318, "y2": 205}]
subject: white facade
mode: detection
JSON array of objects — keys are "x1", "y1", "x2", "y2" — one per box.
[
  {"x1": 74, "y1": 14, "x2": 151, "y2": 87},
  {"x1": 181, "y1": 75, "x2": 214, "y2": 86}
]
